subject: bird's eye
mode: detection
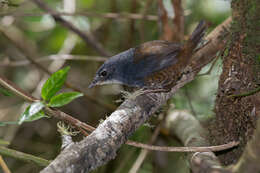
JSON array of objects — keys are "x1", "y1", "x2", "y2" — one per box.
[{"x1": 100, "y1": 70, "x2": 107, "y2": 77}]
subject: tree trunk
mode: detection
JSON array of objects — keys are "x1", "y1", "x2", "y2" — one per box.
[{"x1": 211, "y1": 0, "x2": 260, "y2": 165}]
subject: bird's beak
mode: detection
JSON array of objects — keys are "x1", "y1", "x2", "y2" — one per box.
[{"x1": 88, "y1": 79, "x2": 98, "y2": 88}]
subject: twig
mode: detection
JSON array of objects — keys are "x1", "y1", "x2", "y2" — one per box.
[
  {"x1": 129, "y1": 119, "x2": 162, "y2": 173},
  {"x1": 0, "y1": 55, "x2": 107, "y2": 67},
  {"x1": 0, "y1": 75, "x2": 35, "y2": 102},
  {"x1": 0, "y1": 156, "x2": 11, "y2": 173},
  {"x1": 171, "y1": 0, "x2": 184, "y2": 42},
  {"x1": 0, "y1": 146, "x2": 50, "y2": 167},
  {"x1": 228, "y1": 87, "x2": 260, "y2": 98},
  {"x1": 126, "y1": 140, "x2": 238, "y2": 152},
  {"x1": 95, "y1": 0, "x2": 117, "y2": 46},
  {"x1": 0, "y1": 11, "x2": 159, "y2": 21},
  {"x1": 157, "y1": 0, "x2": 173, "y2": 41},
  {"x1": 126, "y1": 0, "x2": 137, "y2": 47},
  {"x1": 31, "y1": 0, "x2": 111, "y2": 57},
  {"x1": 139, "y1": 0, "x2": 154, "y2": 42},
  {"x1": 0, "y1": 75, "x2": 95, "y2": 133},
  {"x1": 44, "y1": 107, "x2": 95, "y2": 133}
]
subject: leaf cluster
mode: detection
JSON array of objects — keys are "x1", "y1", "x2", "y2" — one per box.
[{"x1": 0, "y1": 67, "x2": 83, "y2": 126}]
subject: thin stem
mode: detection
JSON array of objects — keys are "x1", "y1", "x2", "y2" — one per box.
[
  {"x1": 129, "y1": 120, "x2": 161, "y2": 173},
  {"x1": 229, "y1": 87, "x2": 260, "y2": 98},
  {"x1": 0, "y1": 146, "x2": 50, "y2": 167},
  {"x1": 32, "y1": 0, "x2": 111, "y2": 57},
  {"x1": 0, "y1": 11, "x2": 158, "y2": 21},
  {"x1": 0, "y1": 75, "x2": 36, "y2": 102},
  {"x1": 157, "y1": 0, "x2": 173, "y2": 41},
  {"x1": 0, "y1": 156, "x2": 11, "y2": 173},
  {"x1": 139, "y1": 0, "x2": 154, "y2": 42},
  {"x1": 171, "y1": 0, "x2": 184, "y2": 42},
  {"x1": 0, "y1": 55, "x2": 107, "y2": 67},
  {"x1": 126, "y1": 140, "x2": 239, "y2": 152}
]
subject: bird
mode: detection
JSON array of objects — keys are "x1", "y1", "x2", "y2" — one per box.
[{"x1": 89, "y1": 21, "x2": 207, "y2": 93}]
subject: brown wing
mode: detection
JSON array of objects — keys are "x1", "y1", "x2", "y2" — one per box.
[
  {"x1": 144, "y1": 21, "x2": 207, "y2": 89},
  {"x1": 144, "y1": 58, "x2": 183, "y2": 89},
  {"x1": 133, "y1": 40, "x2": 181, "y2": 63},
  {"x1": 131, "y1": 41, "x2": 182, "y2": 83}
]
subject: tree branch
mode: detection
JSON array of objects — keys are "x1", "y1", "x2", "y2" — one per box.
[
  {"x1": 0, "y1": 146, "x2": 50, "y2": 167},
  {"x1": 0, "y1": 55, "x2": 107, "y2": 67},
  {"x1": 31, "y1": 0, "x2": 111, "y2": 57},
  {"x1": 0, "y1": 156, "x2": 11, "y2": 173},
  {"x1": 0, "y1": 11, "x2": 159, "y2": 21},
  {"x1": 139, "y1": 0, "x2": 154, "y2": 42},
  {"x1": 40, "y1": 17, "x2": 232, "y2": 173},
  {"x1": 157, "y1": 0, "x2": 174, "y2": 41},
  {"x1": 126, "y1": 140, "x2": 238, "y2": 152},
  {"x1": 165, "y1": 110, "x2": 232, "y2": 173},
  {"x1": 171, "y1": 0, "x2": 184, "y2": 42},
  {"x1": 129, "y1": 118, "x2": 162, "y2": 173}
]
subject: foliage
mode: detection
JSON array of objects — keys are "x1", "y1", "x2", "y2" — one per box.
[
  {"x1": 19, "y1": 101, "x2": 46, "y2": 124},
  {"x1": 48, "y1": 92, "x2": 83, "y2": 107},
  {"x1": 2, "y1": 67, "x2": 82, "y2": 125},
  {"x1": 41, "y1": 66, "x2": 70, "y2": 101}
]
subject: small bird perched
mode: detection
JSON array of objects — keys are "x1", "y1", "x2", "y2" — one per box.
[{"x1": 89, "y1": 21, "x2": 207, "y2": 92}]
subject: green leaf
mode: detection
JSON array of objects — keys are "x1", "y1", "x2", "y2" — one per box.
[
  {"x1": 19, "y1": 102, "x2": 46, "y2": 124},
  {"x1": 41, "y1": 66, "x2": 70, "y2": 101},
  {"x1": 0, "y1": 87, "x2": 13, "y2": 96},
  {"x1": 48, "y1": 92, "x2": 83, "y2": 107}
]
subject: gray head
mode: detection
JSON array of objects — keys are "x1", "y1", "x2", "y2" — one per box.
[{"x1": 88, "y1": 48, "x2": 135, "y2": 88}]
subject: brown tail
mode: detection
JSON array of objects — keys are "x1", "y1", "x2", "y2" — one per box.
[
  {"x1": 179, "y1": 20, "x2": 207, "y2": 66},
  {"x1": 188, "y1": 20, "x2": 207, "y2": 50}
]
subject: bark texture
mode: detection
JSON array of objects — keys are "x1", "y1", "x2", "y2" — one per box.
[
  {"x1": 232, "y1": 117, "x2": 260, "y2": 173},
  {"x1": 212, "y1": 0, "x2": 260, "y2": 165}
]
